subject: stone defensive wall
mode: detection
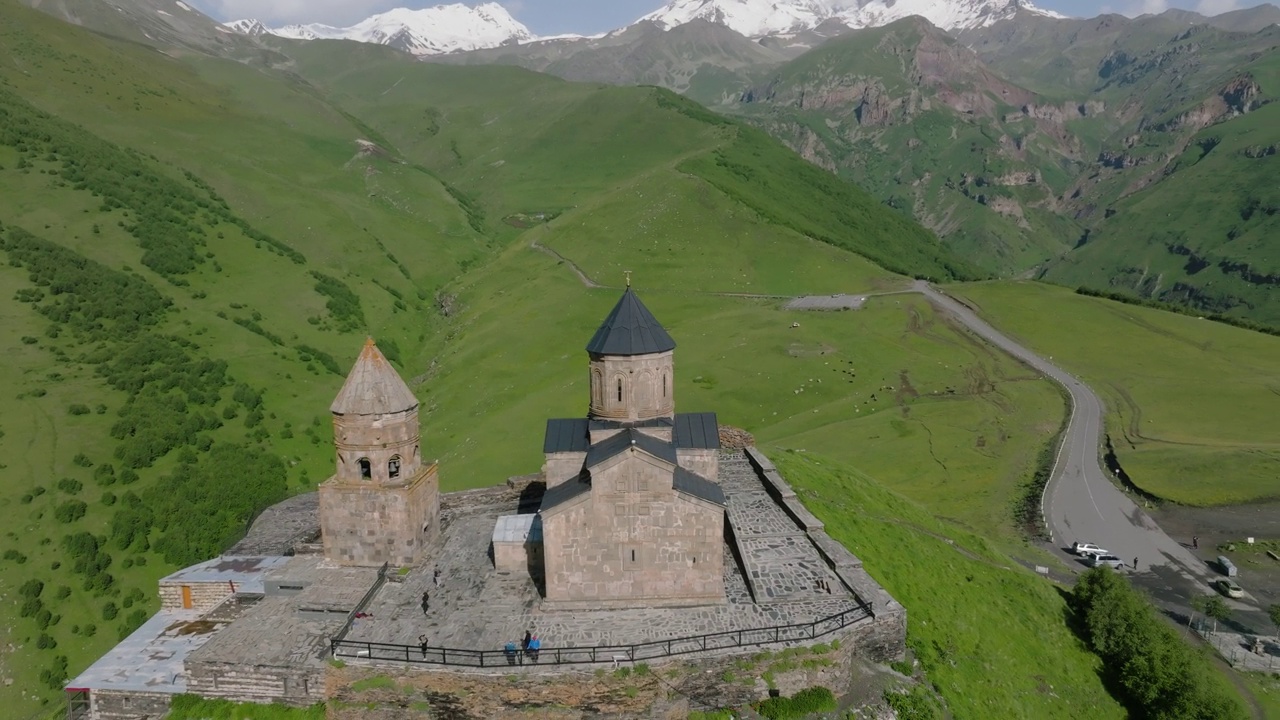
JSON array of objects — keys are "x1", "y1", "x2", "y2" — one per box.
[{"x1": 334, "y1": 449, "x2": 904, "y2": 683}]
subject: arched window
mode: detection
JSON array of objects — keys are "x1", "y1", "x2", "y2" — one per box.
[
  {"x1": 358, "y1": 458, "x2": 371, "y2": 480},
  {"x1": 592, "y1": 368, "x2": 603, "y2": 407},
  {"x1": 388, "y1": 456, "x2": 401, "y2": 479}
]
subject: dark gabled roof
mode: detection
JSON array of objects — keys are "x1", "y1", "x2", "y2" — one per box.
[
  {"x1": 539, "y1": 474, "x2": 592, "y2": 513},
  {"x1": 673, "y1": 467, "x2": 726, "y2": 507},
  {"x1": 585, "y1": 428, "x2": 677, "y2": 469},
  {"x1": 543, "y1": 418, "x2": 590, "y2": 454},
  {"x1": 585, "y1": 288, "x2": 676, "y2": 356},
  {"x1": 674, "y1": 413, "x2": 720, "y2": 450}
]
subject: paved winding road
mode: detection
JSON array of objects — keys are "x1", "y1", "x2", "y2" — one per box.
[{"x1": 910, "y1": 281, "x2": 1216, "y2": 589}]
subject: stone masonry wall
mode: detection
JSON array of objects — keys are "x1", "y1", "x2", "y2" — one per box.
[
  {"x1": 186, "y1": 660, "x2": 324, "y2": 705},
  {"x1": 542, "y1": 452, "x2": 723, "y2": 608},
  {"x1": 320, "y1": 463, "x2": 440, "y2": 567},
  {"x1": 676, "y1": 447, "x2": 719, "y2": 481},
  {"x1": 159, "y1": 581, "x2": 234, "y2": 612},
  {"x1": 744, "y1": 447, "x2": 906, "y2": 664},
  {"x1": 330, "y1": 630, "x2": 869, "y2": 720},
  {"x1": 87, "y1": 689, "x2": 171, "y2": 720},
  {"x1": 589, "y1": 350, "x2": 674, "y2": 422},
  {"x1": 541, "y1": 451, "x2": 586, "y2": 488},
  {"x1": 333, "y1": 407, "x2": 423, "y2": 484}
]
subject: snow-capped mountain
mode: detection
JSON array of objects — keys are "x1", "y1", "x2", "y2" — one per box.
[
  {"x1": 225, "y1": 18, "x2": 269, "y2": 37},
  {"x1": 639, "y1": 0, "x2": 1065, "y2": 36},
  {"x1": 226, "y1": 3, "x2": 534, "y2": 56}
]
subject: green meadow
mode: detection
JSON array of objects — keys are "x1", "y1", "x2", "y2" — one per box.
[
  {"x1": 773, "y1": 452, "x2": 1127, "y2": 720},
  {"x1": 950, "y1": 281, "x2": 1280, "y2": 506},
  {"x1": 0, "y1": 0, "x2": 1262, "y2": 716}
]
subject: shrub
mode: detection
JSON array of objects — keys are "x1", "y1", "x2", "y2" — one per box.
[
  {"x1": 19, "y1": 578, "x2": 44, "y2": 598},
  {"x1": 754, "y1": 686, "x2": 837, "y2": 720},
  {"x1": 54, "y1": 500, "x2": 87, "y2": 523},
  {"x1": 57, "y1": 477, "x2": 83, "y2": 494},
  {"x1": 36, "y1": 633, "x2": 56, "y2": 649},
  {"x1": 67, "y1": 404, "x2": 91, "y2": 416},
  {"x1": 884, "y1": 685, "x2": 943, "y2": 720},
  {"x1": 1072, "y1": 568, "x2": 1246, "y2": 719},
  {"x1": 72, "y1": 453, "x2": 93, "y2": 467},
  {"x1": 102, "y1": 602, "x2": 119, "y2": 621}
]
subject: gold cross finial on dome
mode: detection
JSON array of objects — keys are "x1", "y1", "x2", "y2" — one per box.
[{"x1": 624, "y1": 270, "x2": 632, "y2": 288}]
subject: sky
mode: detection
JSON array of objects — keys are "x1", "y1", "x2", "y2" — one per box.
[{"x1": 188, "y1": 0, "x2": 1276, "y2": 33}]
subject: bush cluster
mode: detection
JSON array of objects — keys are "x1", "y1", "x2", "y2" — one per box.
[
  {"x1": 1071, "y1": 568, "x2": 1245, "y2": 719},
  {"x1": 753, "y1": 686, "x2": 837, "y2": 720}
]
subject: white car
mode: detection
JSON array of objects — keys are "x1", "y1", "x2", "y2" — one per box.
[
  {"x1": 1072, "y1": 542, "x2": 1107, "y2": 557},
  {"x1": 1088, "y1": 554, "x2": 1126, "y2": 569}
]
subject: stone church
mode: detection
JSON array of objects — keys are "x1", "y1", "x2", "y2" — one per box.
[
  {"x1": 318, "y1": 338, "x2": 440, "y2": 567},
  {"x1": 314, "y1": 288, "x2": 727, "y2": 608},
  {"x1": 527, "y1": 286, "x2": 727, "y2": 609}
]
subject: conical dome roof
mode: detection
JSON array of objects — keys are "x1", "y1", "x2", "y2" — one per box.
[
  {"x1": 585, "y1": 288, "x2": 676, "y2": 356},
  {"x1": 330, "y1": 338, "x2": 418, "y2": 415}
]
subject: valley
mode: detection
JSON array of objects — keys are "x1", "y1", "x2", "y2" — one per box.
[{"x1": 0, "y1": 0, "x2": 1276, "y2": 718}]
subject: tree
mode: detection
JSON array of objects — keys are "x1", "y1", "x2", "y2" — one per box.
[
  {"x1": 1269, "y1": 604, "x2": 1280, "y2": 635},
  {"x1": 1192, "y1": 595, "x2": 1231, "y2": 633}
]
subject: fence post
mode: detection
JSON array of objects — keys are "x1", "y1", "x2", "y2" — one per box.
[{"x1": 442, "y1": 647, "x2": 448, "y2": 665}]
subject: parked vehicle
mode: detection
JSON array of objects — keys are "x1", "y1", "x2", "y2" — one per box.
[
  {"x1": 1217, "y1": 555, "x2": 1238, "y2": 577},
  {"x1": 1215, "y1": 578, "x2": 1244, "y2": 599},
  {"x1": 1088, "y1": 554, "x2": 1126, "y2": 569},
  {"x1": 1072, "y1": 542, "x2": 1107, "y2": 557}
]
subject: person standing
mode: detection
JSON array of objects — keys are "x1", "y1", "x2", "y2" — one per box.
[
  {"x1": 1193, "y1": 535, "x2": 1199, "y2": 549},
  {"x1": 522, "y1": 630, "x2": 532, "y2": 652},
  {"x1": 433, "y1": 567, "x2": 441, "y2": 587},
  {"x1": 1133, "y1": 557, "x2": 1139, "y2": 570},
  {"x1": 421, "y1": 590, "x2": 430, "y2": 615},
  {"x1": 419, "y1": 634, "x2": 429, "y2": 659}
]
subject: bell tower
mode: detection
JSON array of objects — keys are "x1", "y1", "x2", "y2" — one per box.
[
  {"x1": 319, "y1": 338, "x2": 440, "y2": 567},
  {"x1": 585, "y1": 285, "x2": 676, "y2": 424}
]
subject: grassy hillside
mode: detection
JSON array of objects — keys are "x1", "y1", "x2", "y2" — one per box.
[
  {"x1": 278, "y1": 40, "x2": 975, "y2": 283},
  {"x1": 1046, "y1": 102, "x2": 1280, "y2": 325},
  {"x1": 775, "y1": 452, "x2": 1128, "y2": 719},
  {"x1": 950, "y1": 281, "x2": 1280, "y2": 506},
  {"x1": 722, "y1": 19, "x2": 1086, "y2": 276},
  {"x1": 0, "y1": 0, "x2": 974, "y2": 712},
  {"x1": 964, "y1": 15, "x2": 1280, "y2": 325}
]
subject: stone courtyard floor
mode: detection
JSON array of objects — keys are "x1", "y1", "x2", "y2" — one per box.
[{"x1": 344, "y1": 451, "x2": 864, "y2": 657}]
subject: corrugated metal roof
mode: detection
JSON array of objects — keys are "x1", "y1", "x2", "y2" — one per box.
[
  {"x1": 543, "y1": 418, "x2": 590, "y2": 454},
  {"x1": 673, "y1": 467, "x2": 726, "y2": 506},
  {"x1": 585, "y1": 288, "x2": 676, "y2": 356},
  {"x1": 674, "y1": 412, "x2": 721, "y2": 449},
  {"x1": 585, "y1": 428, "x2": 677, "y2": 469},
  {"x1": 492, "y1": 514, "x2": 543, "y2": 544},
  {"x1": 540, "y1": 474, "x2": 592, "y2": 513},
  {"x1": 330, "y1": 338, "x2": 418, "y2": 415}
]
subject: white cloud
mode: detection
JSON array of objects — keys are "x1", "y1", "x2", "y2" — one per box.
[
  {"x1": 1112, "y1": 0, "x2": 1168, "y2": 17},
  {"x1": 1194, "y1": 0, "x2": 1241, "y2": 13}
]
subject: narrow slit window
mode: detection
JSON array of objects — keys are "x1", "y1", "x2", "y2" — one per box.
[
  {"x1": 631, "y1": 549, "x2": 636, "y2": 562},
  {"x1": 617, "y1": 378, "x2": 623, "y2": 402},
  {"x1": 662, "y1": 374, "x2": 667, "y2": 398}
]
